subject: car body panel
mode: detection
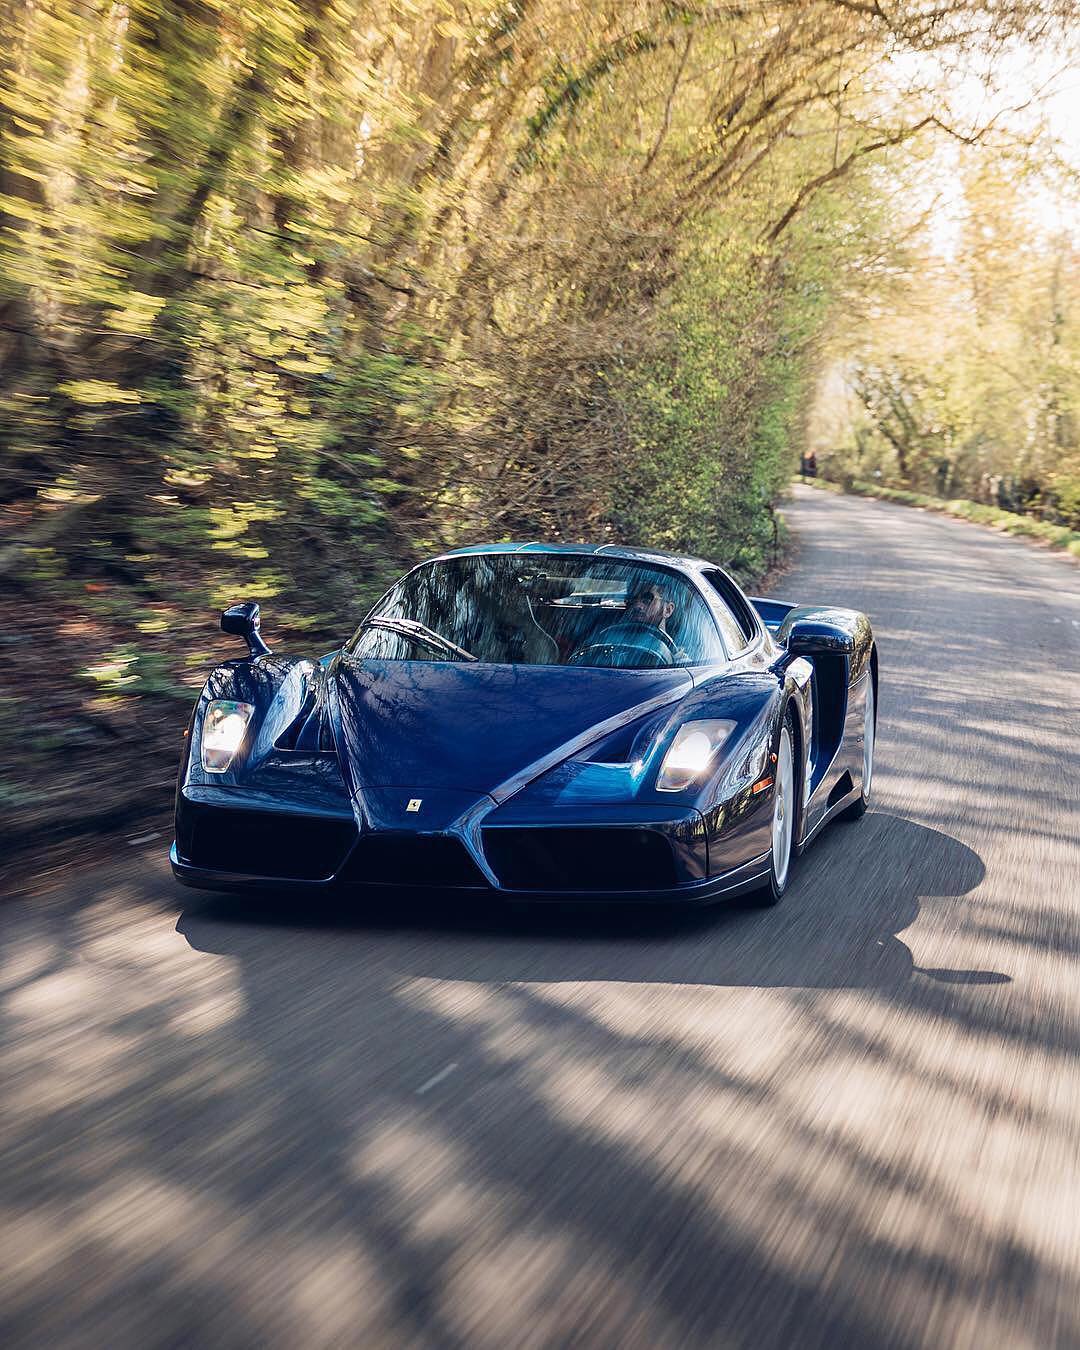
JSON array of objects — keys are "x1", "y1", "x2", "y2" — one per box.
[{"x1": 331, "y1": 658, "x2": 692, "y2": 795}]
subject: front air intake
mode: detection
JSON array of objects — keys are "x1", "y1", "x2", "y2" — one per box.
[
  {"x1": 339, "y1": 834, "x2": 491, "y2": 889},
  {"x1": 482, "y1": 826, "x2": 678, "y2": 892},
  {"x1": 178, "y1": 803, "x2": 357, "y2": 880}
]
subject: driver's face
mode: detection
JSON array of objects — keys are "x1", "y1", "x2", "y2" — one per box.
[{"x1": 626, "y1": 584, "x2": 674, "y2": 627}]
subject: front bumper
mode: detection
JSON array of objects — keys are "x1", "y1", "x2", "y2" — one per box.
[
  {"x1": 170, "y1": 840, "x2": 771, "y2": 905},
  {"x1": 172, "y1": 781, "x2": 770, "y2": 904}
]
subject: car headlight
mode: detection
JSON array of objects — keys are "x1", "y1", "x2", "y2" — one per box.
[
  {"x1": 201, "y1": 699, "x2": 255, "y2": 773},
  {"x1": 656, "y1": 719, "x2": 736, "y2": 791}
]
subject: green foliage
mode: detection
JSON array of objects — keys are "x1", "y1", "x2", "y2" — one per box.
[
  {"x1": 2, "y1": 0, "x2": 1069, "y2": 850},
  {"x1": 1047, "y1": 476, "x2": 1080, "y2": 530},
  {"x1": 616, "y1": 236, "x2": 771, "y2": 572},
  {"x1": 817, "y1": 160, "x2": 1080, "y2": 517},
  {"x1": 612, "y1": 212, "x2": 839, "y2": 579}
]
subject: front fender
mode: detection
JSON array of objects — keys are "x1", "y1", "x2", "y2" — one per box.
[
  {"x1": 666, "y1": 671, "x2": 785, "y2": 798},
  {"x1": 182, "y1": 655, "x2": 320, "y2": 790},
  {"x1": 680, "y1": 669, "x2": 812, "y2": 872}
]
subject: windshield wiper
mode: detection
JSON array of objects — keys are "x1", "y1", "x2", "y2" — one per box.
[{"x1": 364, "y1": 615, "x2": 477, "y2": 662}]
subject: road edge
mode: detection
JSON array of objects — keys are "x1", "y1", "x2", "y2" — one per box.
[{"x1": 797, "y1": 479, "x2": 1080, "y2": 565}]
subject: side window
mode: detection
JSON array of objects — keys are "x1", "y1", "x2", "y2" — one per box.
[{"x1": 701, "y1": 570, "x2": 758, "y2": 653}]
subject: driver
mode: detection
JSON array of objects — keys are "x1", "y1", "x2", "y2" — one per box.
[
  {"x1": 624, "y1": 578, "x2": 677, "y2": 637},
  {"x1": 567, "y1": 574, "x2": 685, "y2": 667}
]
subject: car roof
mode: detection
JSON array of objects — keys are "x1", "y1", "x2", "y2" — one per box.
[{"x1": 435, "y1": 541, "x2": 714, "y2": 571}]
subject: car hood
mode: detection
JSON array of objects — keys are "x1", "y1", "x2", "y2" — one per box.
[{"x1": 330, "y1": 657, "x2": 691, "y2": 802}]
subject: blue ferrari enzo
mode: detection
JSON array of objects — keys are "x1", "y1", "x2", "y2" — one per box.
[{"x1": 171, "y1": 543, "x2": 877, "y2": 905}]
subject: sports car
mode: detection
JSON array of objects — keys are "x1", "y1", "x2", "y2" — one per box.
[{"x1": 171, "y1": 543, "x2": 877, "y2": 904}]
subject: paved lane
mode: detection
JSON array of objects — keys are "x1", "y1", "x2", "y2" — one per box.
[{"x1": 2, "y1": 487, "x2": 1079, "y2": 1349}]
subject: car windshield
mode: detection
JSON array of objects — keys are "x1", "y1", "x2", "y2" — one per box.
[{"x1": 351, "y1": 555, "x2": 727, "y2": 669}]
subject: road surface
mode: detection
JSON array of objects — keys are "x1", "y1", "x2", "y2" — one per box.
[{"x1": 2, "y1": 487, "x2": 1078, "y2": 1349}]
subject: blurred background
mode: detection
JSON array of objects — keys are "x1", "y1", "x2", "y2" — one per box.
[{"x1": 1, "y1": 0, "x2": 1079, "y2": 861}]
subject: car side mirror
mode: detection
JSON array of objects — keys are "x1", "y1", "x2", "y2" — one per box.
[
  {"x1": 221, "y1": 601, "x2": 271, "y2": 658},
  {"x1": 784, "y1": 618, "x2": 855, "y2": 656}
]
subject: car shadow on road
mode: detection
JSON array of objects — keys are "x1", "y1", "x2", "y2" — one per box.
[{"x1": 178, "y1": 811, "x2": 1007, "y2": 993}]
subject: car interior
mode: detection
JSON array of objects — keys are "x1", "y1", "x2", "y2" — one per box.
[{"x1": 353, "y1": 557, "x2": 726, "y2": 668}]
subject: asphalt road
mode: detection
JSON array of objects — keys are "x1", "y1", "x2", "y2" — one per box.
[{"x1": 2, "y1": 486, "x2": 1079, "y2": 1349}]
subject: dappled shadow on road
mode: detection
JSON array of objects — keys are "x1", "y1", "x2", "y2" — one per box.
[
  {"x1": 179, "y1": 812, "x2": 1000, "y2": 994},
  {"x1": 3, "y1": 825, "x2": 1069, "y2": 1349},
  {"x1": 146, "y1": 811, "x2": 1055, "y2": 1347}
]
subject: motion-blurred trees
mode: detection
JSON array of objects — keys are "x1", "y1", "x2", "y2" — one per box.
[
  {"x1": 1, "y1": 0, "x2": 1076, "y2": 839},
  {"x1": 5, "y1": 1, "x2": 1074, "y2": 598}
]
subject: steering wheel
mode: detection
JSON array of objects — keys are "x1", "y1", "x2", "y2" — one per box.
[{"x1": 567, "y1": 618, "x2": 678, "y2": 669}]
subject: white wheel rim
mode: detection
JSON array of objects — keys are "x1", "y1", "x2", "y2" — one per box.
[
  {"x1": 772, "y1": 726, "x2": 794, "y2": 888},
  {"x1": 863, "y1": 678, "x2": 875, "y2": 802}
]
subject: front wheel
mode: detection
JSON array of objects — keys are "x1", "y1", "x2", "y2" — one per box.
[
  {"x1": 841, "y1": 673, "x2": 875, "y2": 822},
  {"x1": 754, "y1": 712, "x2": 797, "y2": 907}
]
